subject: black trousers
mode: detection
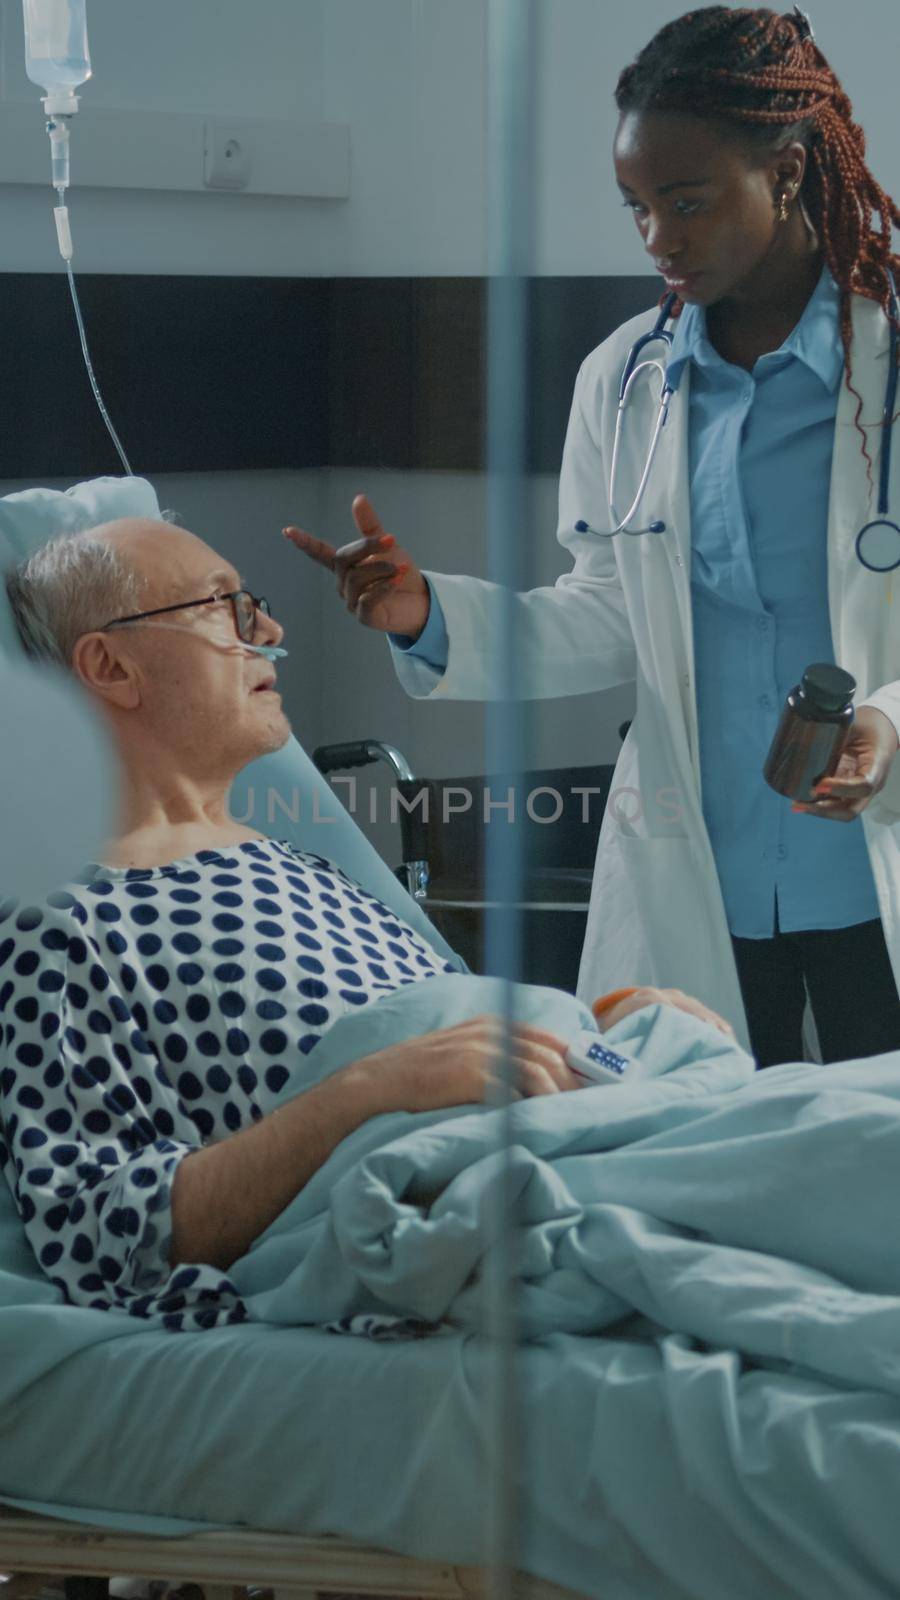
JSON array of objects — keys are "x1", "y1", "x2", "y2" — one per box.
[{"x1": 731, "y1": 899, "x2": 900, "y2": 1068}]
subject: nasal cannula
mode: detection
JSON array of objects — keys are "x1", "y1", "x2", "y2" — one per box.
[{"x1": 103, "y1": 619, "x2": 289, "y2": 665}]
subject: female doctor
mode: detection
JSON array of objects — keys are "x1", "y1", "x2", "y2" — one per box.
[{"x1": 286, "y1": 5, "x2": 900, "y2": 1068}]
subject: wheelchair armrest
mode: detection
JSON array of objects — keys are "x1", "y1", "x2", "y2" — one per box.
[{"x1": 312, "y1": 740, "x2": 416, "y2": 781}]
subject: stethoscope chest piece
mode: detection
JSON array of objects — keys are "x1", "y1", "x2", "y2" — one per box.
[{"x1": 855, "y1": 518, "x2": 900, "y2": 573}]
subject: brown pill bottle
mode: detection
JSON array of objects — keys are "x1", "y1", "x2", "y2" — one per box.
[{"x1": 763, "y1": 663, "x2": 857, "y2": 803}]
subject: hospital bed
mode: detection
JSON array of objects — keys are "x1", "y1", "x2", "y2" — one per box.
[
  {"x1": 5, "y1": 479, "x2": 900, "y2": 1600},
  {"x1": 0, "y1": 476, "x2": 590, "y2": 1600}
]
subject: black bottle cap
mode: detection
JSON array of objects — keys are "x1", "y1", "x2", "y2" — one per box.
[{"x1": 800, "y1": 662, "x2": 857, "y2": 713}]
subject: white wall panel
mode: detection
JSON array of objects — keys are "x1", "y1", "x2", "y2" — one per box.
[
  {"x1": 0, "y1": 0, "x2": 331, "y2": 274},
  {"x1": 1, "y1": 1, "x2": 895, "y2": 275}
]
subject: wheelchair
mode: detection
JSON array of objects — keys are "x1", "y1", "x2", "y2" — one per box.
[{"x1": 312, "y1": 729, "x2": 631, "y2": 994}]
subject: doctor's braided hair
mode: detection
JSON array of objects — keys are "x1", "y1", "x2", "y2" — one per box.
[{"x1": 615, "y1": 5, "x2": 900, "y2": 472}]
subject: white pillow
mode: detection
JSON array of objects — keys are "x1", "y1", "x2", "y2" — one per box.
[
  {"x1": 0, "y1": 476, "x2": 160, "y2": 661},
  {"x1": 0, "y1": 477, "x2": 158, "y2": 897}
]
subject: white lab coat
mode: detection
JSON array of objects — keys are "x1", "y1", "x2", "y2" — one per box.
[{"x1": 390, "y1": 293, "x2": 900, "y2": 1050}]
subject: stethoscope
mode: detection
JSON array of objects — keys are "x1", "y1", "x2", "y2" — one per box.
[
  {"x1": 575, "y1": 275, "x2": 900, "y2": 574},
  {"x1": 858, "y1": 271, "x2": 900, "y2": 572},
  {"x1": 576, "y1": 289, "x2": 680, "y2": 540}
]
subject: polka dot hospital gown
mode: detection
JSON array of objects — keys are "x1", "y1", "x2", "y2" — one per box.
[{"x1": 0, "y1": 840, "x2": 458, "y2": 1331}]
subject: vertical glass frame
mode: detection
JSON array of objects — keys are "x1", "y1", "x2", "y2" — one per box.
[{"x1": 483, "y1": 3, "x2": 537, "y2": 1596}]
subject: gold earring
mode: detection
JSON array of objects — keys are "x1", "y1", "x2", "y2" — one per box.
[{"x1": 778, "y1": 191, "x2": 791, "y2": 223}]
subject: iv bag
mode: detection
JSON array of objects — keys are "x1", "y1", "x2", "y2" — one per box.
[{"x1": 23, "y1": 0, "x2": 91, "y2": 94}]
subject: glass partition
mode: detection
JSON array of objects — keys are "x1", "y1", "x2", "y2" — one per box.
[{"x1": 482, "y1": 2, "x2": 536, "y2": 1594}]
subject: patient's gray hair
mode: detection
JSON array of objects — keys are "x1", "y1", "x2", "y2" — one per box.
[{"x1": 4, "y1": 532, "x2": 144, "y2": 668}]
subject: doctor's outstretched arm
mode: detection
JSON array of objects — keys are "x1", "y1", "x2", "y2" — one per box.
[{"x1": 283, "y1": 361, "x2": 639, "y2": 703}]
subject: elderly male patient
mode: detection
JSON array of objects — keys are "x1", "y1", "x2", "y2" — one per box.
[{"x1": 1, "y1": 518, "x2": 728, "y2": 1331}]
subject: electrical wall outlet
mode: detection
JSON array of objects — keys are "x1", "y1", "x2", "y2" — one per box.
[{"x1": 203, "y1": 120, "x2": 252, "y2": 190}]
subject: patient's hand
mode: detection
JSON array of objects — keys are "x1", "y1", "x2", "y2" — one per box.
[
  {"x1": 352, "y1": 1014, "x2": 580, "y2": 1115},
  {"x1": 601, "y1": 987, "x2": 735, "y2": 1037},
  {"x1": 283, "y1": 493, "x2": 431, "y2": 638}
]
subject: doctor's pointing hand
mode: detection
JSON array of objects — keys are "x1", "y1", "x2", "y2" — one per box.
[
  {"x1": 286, "y1": 6, "x2": 900, "y2": 1073},
  {"x1": 284, "y1": 494, "x2": 429, "y2": 638}
]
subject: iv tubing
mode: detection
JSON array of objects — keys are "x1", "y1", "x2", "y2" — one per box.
[
  {"x1": 63, "y1": 252, "x2": 134, "y2": 477},
  {"x1": 43, "y1": 110, "x2": 134, "y2": 477}
]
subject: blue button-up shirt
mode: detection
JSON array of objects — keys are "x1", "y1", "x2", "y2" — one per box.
[
  {"x1": 668, "y1": 266, "x2": 879, "y2": 935},
  {"x1": 392, "y1": 267, "x2": 881, "y2": 938}
]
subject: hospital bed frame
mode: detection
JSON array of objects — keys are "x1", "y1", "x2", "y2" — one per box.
[{"x1": 0, "y1": 1506, "x2": 586, "y2": 1600}]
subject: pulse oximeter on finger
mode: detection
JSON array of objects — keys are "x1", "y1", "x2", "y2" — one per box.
[{"x1": 565, "y1": 1029, "x2": 644, "y2": 1086}]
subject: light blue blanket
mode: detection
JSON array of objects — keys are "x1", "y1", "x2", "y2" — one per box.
[
  {"x1": 4, "y1": 973, "x2": 900, "y2": 1600},
  {"x1": 232, "y1": 974, "x2": 900, "y2": 1405}
]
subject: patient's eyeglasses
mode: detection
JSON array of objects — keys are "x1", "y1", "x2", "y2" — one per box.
[{"x1": 100, "y1": 590, "x2": 272, "y2": 646}]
